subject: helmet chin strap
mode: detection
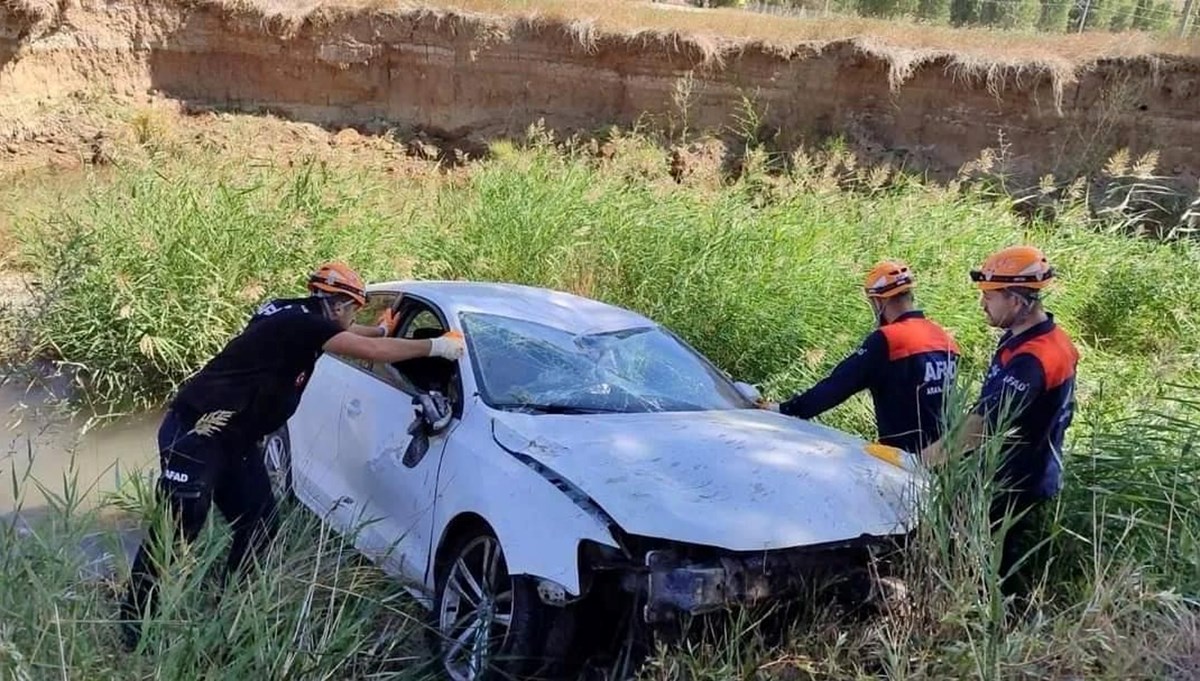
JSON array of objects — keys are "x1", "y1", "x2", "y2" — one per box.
[
  {"x1": 872, "y1": 299, "x2": 888, "y2": 326},
  {"x1": 315, "y1": 292, "x2": 346, "y2": 320},
  {"x1": 1004, "y1": 290, "x2": 1039, "y2": 329}
]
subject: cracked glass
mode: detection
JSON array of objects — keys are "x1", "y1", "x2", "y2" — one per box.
[{"x1": 461, "y1": 312, "x2": 751, "y2": 414}]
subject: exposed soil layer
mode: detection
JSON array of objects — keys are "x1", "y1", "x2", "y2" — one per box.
[{"x1": 2, "y1": 0, "x2": 1199, "y2": 184}]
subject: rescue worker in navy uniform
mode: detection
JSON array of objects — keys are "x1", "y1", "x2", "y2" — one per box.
[
  {"x1": 118, "y1": 263, "x2": 465, "y2": 649},
  {"x1": 922, "y1": 246, "x2": 1080, "y2": 598},
  {"x1": 763, "y1": 261, "x2": 960, "y2": 456}
]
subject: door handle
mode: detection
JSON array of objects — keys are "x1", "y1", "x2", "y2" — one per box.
[{"x1": 346, "y1": 399, "x2": 362, "y2": 418}]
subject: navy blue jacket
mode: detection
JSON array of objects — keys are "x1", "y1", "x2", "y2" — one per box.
[
  {"x1": 973, "y1": 314, "x2": 1079, "y2": 501},
  {"x1": 780, "y1": 311, "x2": 960, "y2": 454}
]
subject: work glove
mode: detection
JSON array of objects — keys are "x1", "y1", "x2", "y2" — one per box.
[
  {"x1": 428, "y1": 331, "x2": 465, "y2": 360},
  {"x1": 376, "y1": 309, "x2": 399, "y2": 337}
]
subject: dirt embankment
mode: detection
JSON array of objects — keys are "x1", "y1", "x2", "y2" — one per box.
[{"x1": 2, "y1": 0, "x2": 1199, "y2": 183}]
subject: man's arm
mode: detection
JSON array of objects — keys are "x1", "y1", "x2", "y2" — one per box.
[
  {"x1": 974, "y1": 354, "x2": 1044, "y2": 430},
  {"x1": 348, "y1": 309, "x2": 398, "y2": 338},
  {"x1": 921, "y1": 413, "x2": 986, "y2": 466},
  {"x1": 778, "y1": 332, "x2": 886, "y2": 419},
  {"x1": 323, "y1": 331, "x2": 463, "y2": 363},
  {"x1": 348, "y1": 324, "x2": 387, "y2": 338}
]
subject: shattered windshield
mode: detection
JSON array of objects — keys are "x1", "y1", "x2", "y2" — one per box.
[{"x1": 461, "y1": 312, "x2": 752, "y2": 414}]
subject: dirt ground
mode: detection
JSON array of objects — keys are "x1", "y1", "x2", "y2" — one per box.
[{"x1": 0, "y1": 92, "x2": 447, "y2": 179}]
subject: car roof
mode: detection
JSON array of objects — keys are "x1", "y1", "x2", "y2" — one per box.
[{"x1": 367, "y1": 280, "x2": 657, "y2": 334}]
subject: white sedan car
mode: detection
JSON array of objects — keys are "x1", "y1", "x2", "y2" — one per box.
[{"x1": 261, "y1": 281, "x2": 924, "y2": 680}]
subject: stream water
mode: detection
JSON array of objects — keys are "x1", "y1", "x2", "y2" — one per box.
[
  {"x1": 0, "y1": 376, "x2": 161, "y2": 514},
  {"x1": 1, "y1": 373, "x2": 160, "y2": 576}
]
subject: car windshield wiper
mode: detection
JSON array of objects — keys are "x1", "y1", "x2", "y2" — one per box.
[{"x1": 492, "y1": 402, "x2": 629, "y2": 415}]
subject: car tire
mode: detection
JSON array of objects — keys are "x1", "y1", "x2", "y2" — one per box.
[
  {"x1": 431, "y1": 527, "x2": 563, "y2": 681},
  {"x1": 259, "y1": 425, "x2": 293, "y2": 501}
]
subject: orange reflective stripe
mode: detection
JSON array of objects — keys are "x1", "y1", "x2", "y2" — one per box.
[{"x1": 880, "y1": 318, "x2": 960, "y2": 361}]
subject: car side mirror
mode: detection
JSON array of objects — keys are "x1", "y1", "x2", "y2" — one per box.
[
  {"x1": 403, "y1": 392, "x2": 454, "y2": 467},
  {"x1": 408, "y1": 392, "x2": 453, "y2": 434},
  {"x1": 733, "y1": 381, "x2": 762, "y2": 403},
  {"x1": 403, "y1": 430, "x2": 429, "y2": 467}
]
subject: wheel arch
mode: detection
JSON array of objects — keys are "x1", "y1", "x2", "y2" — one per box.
[
  {"x1": 432, "y1": 512, "x2": 494, "y2": 581},
  {"x1": 428, "y1": 416, "x2": 626, "y2": 599},
  {"x1": 431, "y1": 505, "x2": 621, "y2": 600}
]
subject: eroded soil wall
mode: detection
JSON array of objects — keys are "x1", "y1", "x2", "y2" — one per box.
[{"x1": 3, "y1": 0, "x2": 1199, "y2": 182}]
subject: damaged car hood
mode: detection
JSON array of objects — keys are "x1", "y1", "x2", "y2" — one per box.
[{"x1": 490, "y1": 408, "x2": 924, "y2": 552}]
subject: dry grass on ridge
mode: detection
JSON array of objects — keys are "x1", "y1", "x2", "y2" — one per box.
[{"x1": 231, "y1": 0, "x2": 1200, "y2": 68}]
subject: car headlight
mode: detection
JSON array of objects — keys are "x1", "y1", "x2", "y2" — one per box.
[{"x1": 864, "y1": 442, "x2": 919, "y2": 470}]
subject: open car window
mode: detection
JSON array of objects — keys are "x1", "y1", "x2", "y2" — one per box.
[
  {"x1": 355, "y1": 292, "x2": 398, "y2": 329},
  {"x1": 402, "y1": 309, "x2": 445, "y2": 339},
  {"x1": 388, "y1": 298, "x2": 462, "y2": 408},
  {"x1": 333, "y1": 293, "x2": 461, "y2": 410},
  {"x1": 330, "y1": 291, "x2": 399, "y2": 372},
  {"x1": 461, "y1": 312, "x2": 751, "y2": 414}
]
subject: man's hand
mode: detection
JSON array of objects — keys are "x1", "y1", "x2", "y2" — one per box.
[
  {"x1": 756, "y1": 400, "x2": 780, "y2": 412},
  {"x1": 920, "y1": 440, "x2": 947, "y2": 467},
  {"x1": 922, "y1": 413, "x2": 987, "y2": 467},
  {"x1": 376, "y1": 309, "x2": 399, "y2": 337},
  {"x1": 428, "y1": 331, "x2": 465, "y2": 360}
]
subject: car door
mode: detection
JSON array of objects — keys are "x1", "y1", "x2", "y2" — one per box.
[
  {"x1": 294, "y1": 291, "x2": 400, "y2": 540},
  {"x1": 338, "y1": 294, "x2": 462, "y2": 588},
  {"x1": 288, "y1": 352, "x2": 351, "y2": 518}
]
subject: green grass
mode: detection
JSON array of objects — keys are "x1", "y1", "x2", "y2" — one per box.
[
  {"x1": 12, "y1": 137, "x2": 1200, "y2": 418},
  {"x1": 3, "y1": 129, "x2": 1199, "y2": 678},
  {"x1": 1, "y1": 461, "x2": 433, "y2": 680},
  {"x1": 2, "y1": 394, "x2": 1197, "y2": 679}
]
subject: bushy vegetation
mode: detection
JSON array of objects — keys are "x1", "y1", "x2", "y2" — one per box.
[
  {"x1": 0, "y1": 467, "x2": 431, "y2": 680},
  {"x1": 3, "y1": 128, "x2": 1198, "y2": 678},
  {"x1": 10, "y1": 132, "x2": 1199, "y2": 417}
]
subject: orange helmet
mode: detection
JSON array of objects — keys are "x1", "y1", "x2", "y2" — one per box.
[
  {"x1": 863, "y1": 260, "x2": 915, "y2": 299},
  {"x1": 307, "y1": 262, "x2": 366, "y2": 306},
  {"x1": 970, "y1": 246, "x2": 1054, "y2": 292}
]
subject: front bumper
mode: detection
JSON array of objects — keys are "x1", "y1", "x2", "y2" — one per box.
[{"x1": 629, "y1": 538, "x2": 904, "y2": 624}]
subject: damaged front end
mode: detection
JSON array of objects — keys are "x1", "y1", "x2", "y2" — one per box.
[{"x1": 599, "y1": 534, "x2": 909, "y2": 624}]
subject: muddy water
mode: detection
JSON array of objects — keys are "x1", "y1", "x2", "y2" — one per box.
[{"x1": 0, "y1": 377, "x2": 161, "y2": 514}]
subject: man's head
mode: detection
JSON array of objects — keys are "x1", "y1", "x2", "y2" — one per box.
[
  {"x1": 863, "y1": 260, "x2": 916, "y2": 324},
  {"x1": 970, "y1": 246, "x2": 1054, "y2": 330},
  {"x1": 307, "y1": 262, "x2": 367, "y2": 330}
]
